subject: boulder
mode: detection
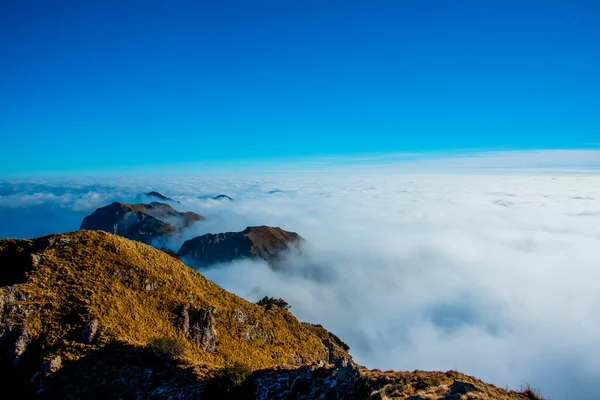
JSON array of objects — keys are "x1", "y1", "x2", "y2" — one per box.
[{"x1": 450, "y1": 379, "x2": 478, "y2": 394}]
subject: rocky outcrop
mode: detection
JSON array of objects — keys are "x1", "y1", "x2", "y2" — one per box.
[
  {"x1": 253, "y1": 357, "x2": 359, "y2": 400},
  {"x1": 450, "y1": 379, "x2": 478, "y2": 394},
  {"x1": 178, "y1": 226, "x2": 303, "y2": 267},
  {"x1": 302, "y1": 323, "x2": 350, "y2": 364},
  {"x1": 80, "y1": 318, "x2": 99, "y2": 344},
  {"x1": 179, "y1": 303, "x2": 217, "y2": 352},
  {"x1": 80, "y1": 202, "x2": 204, "y2": 245},
  {"x1": 8, "y1": 327, "x2": 30, "y2": 366}
]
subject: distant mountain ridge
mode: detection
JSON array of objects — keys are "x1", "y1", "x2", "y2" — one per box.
[
  {"x1": 178, "y1": 226, "x2": 303, "y2": 267},
  {"x1": 80, "y1": 201, "x2": 204, "y2": 245},
  {"x1": 213, "y1": 194, "x2": 233, "y2": 201},
  {"x1": 137, "y1": 191, "x2": 180, "y2": 203}
]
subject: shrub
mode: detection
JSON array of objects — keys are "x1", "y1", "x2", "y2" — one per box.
[
  {"x1": 256, "y1": 296, "x2": 290, "y2": 310},
  {"x1": 206, "y1": 362, "x2": 253, "y2": 399},
  {"x1": 328, "y1": 330, "x2": 350, "y2": 352},
  {"x1": 520, "y1": 384, "x2": 544, "y2": 400},
  {"x1": 148, "y1": 336, "x2": 185, "y2": 358}
]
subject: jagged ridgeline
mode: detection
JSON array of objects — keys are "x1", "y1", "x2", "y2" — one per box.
[{"x1": 0, "y1": 231, "x2": 543, "y2": 399}]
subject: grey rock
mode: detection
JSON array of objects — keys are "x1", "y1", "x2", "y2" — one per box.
[
  {"x1": 10, "y1": 328, "x2": 30, "y2": 365},
  {"x1": 442, "y1": 394, "x2": 461, "y2": 400},
  {"x1": 47, "y1": 355, "x2": 62, "y2": 373},
  {"x1": 81, "y1": 318, "x2": 99, "y2": 343},
  {"x1": 179, "y1": 303, "x2": 217, "y2": 352},
  {"x1": 30, "y1": 253, "x2": 42, "y2": 267},
  {"x1": 333, "y1": 356, "x2": 356, "y2": 382},
  {"x1": 234, "y1": 309, "x2": 247, "y2": 323},
  {"x1": 450, "y1": 379, "x2": 478, "y2": 394}
]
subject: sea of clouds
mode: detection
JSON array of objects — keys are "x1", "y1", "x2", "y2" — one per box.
[{"x1": 1, "y1": 161, "x2": 600, "y2": 399}]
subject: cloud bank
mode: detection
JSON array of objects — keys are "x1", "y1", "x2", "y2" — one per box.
[{"x1": 1, "y1": 160, "x2": 600, "y2": 399}]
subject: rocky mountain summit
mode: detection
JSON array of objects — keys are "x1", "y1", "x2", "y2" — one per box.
[
  {"x1": 80, "y1": 201, "x2": 204, "y2": 245},
  {"x1": 178, "y1": 226, "x2": 303, "y2": 267},
  {"x1": 0, "y1": 231, "x2": 542, "y2": 399}
]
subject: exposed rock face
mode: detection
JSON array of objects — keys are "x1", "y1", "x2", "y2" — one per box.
[
  {"x1": 46, "y1": 355, "x2": 62, "y2": 373},
  {"x1": 80, "y1": 202, "x2": 204, "y2": 245},
  {"x1": 9, "y1": 327, "x2": 30, "y2": 366},
  {"x1": 178, "y1": 226, "x2": 303, "y2": 267},
  {"x1": 450, "y1": 379, "x2": 478, "y2": 394},
  {"x1": 253, "y1": 357, "x2": 359, "y2": 400},
  {"x1": 179, "y1": 303, "x2": 217, "y2": 352},
  {"x1": 80, "y1": 318, "x2": 99, "y2": 344},
  {"x1": 302, "y1": 323, "x2": 350, "y2": 364}
]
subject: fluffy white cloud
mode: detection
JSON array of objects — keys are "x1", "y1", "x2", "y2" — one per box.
[
  {"x1": 187, "y1": 173, "x2": 600, "y2": 399},
  {"x1": 1, "y1": 159, "x2": 600, "y2": 399}
]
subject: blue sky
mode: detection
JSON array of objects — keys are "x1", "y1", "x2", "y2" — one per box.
[{"x1": 1, "y1": 0, "x2": 599, "y2": 175}]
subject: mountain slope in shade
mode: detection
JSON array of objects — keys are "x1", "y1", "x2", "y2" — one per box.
[
  {"x1": 178, "y1": 226, "x2": 303, "y2": 267},
  {"x1": 0, "y1": 231, "x2": 543, "y2": 399},
  {"x1": 137, "y1": 191, "x2": 181, "y2": 203},
  {"x1": 213, "y1": 194, "x2": 233, "y2": 201},
  {"x1": 80, "y1": 202, "x2": 204, "y2": 245}
]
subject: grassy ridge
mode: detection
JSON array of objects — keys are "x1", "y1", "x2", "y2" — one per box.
[{"x1": 0, "y1": 230, "x2": 330, "y2": 370}]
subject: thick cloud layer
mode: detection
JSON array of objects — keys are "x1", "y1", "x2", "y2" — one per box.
[{"x1": 1, "y1": 171, "x2": 599, "y2": 399}]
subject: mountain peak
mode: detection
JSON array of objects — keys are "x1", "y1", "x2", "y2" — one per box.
[
  {"x1": 80, "y1": 202, "x2": 204, "y2": 245},
  {"x1": 178, "y1": 226, "x2": 302, "y2": 267}
]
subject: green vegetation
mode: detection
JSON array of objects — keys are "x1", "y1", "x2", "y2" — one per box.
[
  {"x1": 148, "y1": 336, "x2": 186, "y2": 358},
  {"x1": 206, "y1": 362, "x2": 254, "y2": 399},
  {"x1": 256, "y1": 296, "x2": 291, "y2": 310}
]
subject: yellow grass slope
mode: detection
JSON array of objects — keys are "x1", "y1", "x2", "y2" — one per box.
[{"x1": 0, "y1": 230, "x2": 328, "y2": 369}]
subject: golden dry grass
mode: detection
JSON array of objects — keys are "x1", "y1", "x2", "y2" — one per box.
[{"x1": 1, "y1": 230, "x2": 327, "y2": 369}]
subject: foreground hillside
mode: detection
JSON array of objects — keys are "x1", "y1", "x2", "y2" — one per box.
[{"x1": 0, "y1": 231, "x2": 542, "y2": 399}]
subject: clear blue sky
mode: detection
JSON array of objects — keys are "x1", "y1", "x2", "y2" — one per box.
[{"x1": 1, "y1": 0, "x2": 599, "y2": 175}]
